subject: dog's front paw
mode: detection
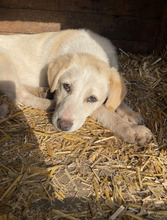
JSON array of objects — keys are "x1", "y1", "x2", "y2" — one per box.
[
  {"x1": 132, "y1": 124, "x2": 152, "y2": 145},
  {"x1": 117, "y1": 124, "x2": 152, "y2": 145},
  {"x1": 118, "y1": 110, "x2": 144, "y2": 125}
]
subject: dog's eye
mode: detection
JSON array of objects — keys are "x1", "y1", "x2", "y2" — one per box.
[
  {"x1": 63, "y1": 83, "x2": 71, "y2": 92},
  {"x1": 87, "y1": 96, "x2": 97, "y2": 103}
]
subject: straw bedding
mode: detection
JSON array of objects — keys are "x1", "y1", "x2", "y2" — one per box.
[{"x1": 0, "y1": 50, "x2": 167, "y2": 220}]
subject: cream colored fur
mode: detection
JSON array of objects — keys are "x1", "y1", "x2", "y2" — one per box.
[{"x1": 0, "y1": 29, "x2": 152, "y2": 144}]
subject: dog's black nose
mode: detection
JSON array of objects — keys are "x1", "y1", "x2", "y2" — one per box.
[{"x1": 57, "y1": 118, "x2": 73, "y2": 131}]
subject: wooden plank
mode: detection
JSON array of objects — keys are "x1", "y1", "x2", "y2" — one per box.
[
  {"x1": 0, "y1": 21, "x2": 60, "y2": 34},
  {"x1": 0, "y1": 8, "x2": 159, "y2": 42},
  {"x1": 154, "y1": 0, "x2": 167, "y2": 54},
  {"x1": 0, "y1": 0, "x2": 163, "y2": 53},
  {"x1": 112, "y1": 40, "x2": 154, "y2": 55},
  {"x1": 0, "y1": 0, "x2": 163, "y2": 18}
]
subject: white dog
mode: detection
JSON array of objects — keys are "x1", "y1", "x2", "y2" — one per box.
[{"x1": 0, "y1": 29, "x2": 152, "y2": 144}]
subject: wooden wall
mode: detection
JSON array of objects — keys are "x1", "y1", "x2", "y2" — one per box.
[{"x1": 0, "y1": 0, "x2": 166, "y2": 54}]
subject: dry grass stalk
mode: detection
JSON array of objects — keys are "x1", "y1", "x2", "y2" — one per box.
[
  {"x1": 110, "y1": 205, "x2": 125, "y2": 220},
  {"x1": 52, "y1": 209, "x2": 80, "y2": 220}
]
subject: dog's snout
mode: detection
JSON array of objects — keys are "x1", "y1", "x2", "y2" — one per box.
[{"x1": 57, "y1": 118, "x2": 73, "y2": 131}]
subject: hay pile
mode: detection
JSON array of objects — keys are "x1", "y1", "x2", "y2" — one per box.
[{"x1": 0, "y1": 51, "x2": 167, "y2": 220}]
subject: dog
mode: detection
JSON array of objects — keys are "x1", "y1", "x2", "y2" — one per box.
[{"x1": 0, "y1": 29, "x2": 152, "y2": 144}]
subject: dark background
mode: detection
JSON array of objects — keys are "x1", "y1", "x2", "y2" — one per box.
[{"x1": 0, "y1": 0, "x2": 167, "y2": 54}]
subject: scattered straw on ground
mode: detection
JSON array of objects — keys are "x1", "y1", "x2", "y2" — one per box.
[{"x1": 0, "y1": 50, "x2": 167, "y2": 220}]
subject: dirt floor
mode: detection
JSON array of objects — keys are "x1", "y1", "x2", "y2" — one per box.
[{"x1": 0, "y1": 51, "x2": 167, "y2": 220}]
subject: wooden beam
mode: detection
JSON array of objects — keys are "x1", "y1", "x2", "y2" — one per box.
[{"x1": 0, "y1": 21, "x2": 60, "y2": 34}]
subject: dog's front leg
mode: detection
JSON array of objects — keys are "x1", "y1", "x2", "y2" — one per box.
[{"x1": 92, "y1": 105, "x2": 152, "y2": 145}]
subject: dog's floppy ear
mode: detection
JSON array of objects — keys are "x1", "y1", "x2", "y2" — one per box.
[
  {"x1": 47, "y1": 54, "x2": 73, "y2": 93},
  {"x1": 105, "y1": 67, "x2": 127, "y2": 111}
]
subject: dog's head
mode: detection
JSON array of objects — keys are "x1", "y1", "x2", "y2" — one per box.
[{"x1": 48, "y1": 53, "x2": 126, "y2": 132}]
